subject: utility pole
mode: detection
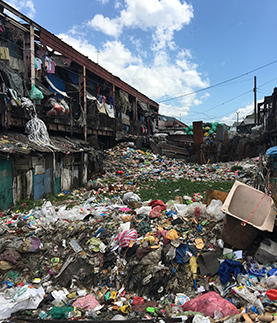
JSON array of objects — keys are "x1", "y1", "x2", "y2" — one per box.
[
  {"x1": 236, "y1": 111, "x2": 239, "y2": 124},
  {"x1": 254, "y1": 76, "x2": 257, "y2": 125}
]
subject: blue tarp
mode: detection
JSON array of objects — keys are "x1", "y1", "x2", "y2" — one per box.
[
  {"x1": 67, "y1": 70, "x2": 90, "y2": 86},
  {"x1": 46, "y1": 73, "x2": 67, "y2": 98},
  {"x1": 266, "y1": 146, "x2": 277, "y2": 157},
  {"x1": 67, "y1": 70, "x2": 79, "y2": 84}
]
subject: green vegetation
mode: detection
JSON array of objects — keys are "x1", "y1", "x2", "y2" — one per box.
[
  {"x1": 136, "y1": 178, "x2": 235, "y2": 202},
  {"x1": 13, "y1": 198, "x2": 42, "y2": 212},
  {"x1": 13, "y1": 192, "x2": 77, "y2": 212}
]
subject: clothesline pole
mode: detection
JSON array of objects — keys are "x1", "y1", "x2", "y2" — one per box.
[
  {"x1": 83, "y1": 65, "x2": 87, "y2": 142},
  {"x1": 30, "y1": 24, "x2": 36, "y2": 109}
]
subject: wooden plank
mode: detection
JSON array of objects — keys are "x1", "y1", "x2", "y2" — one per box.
[{"x1": 159, "y1": 142, "x2": 189, "y2": 155}]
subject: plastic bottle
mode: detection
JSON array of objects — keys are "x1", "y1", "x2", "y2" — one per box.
[{"x1": 189, "y1": 256, "x2": 198, "y2": 289}]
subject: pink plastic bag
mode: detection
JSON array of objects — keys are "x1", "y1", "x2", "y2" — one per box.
[{"x1": 181, "y1": 291, "x2": 239, "y2": 317}]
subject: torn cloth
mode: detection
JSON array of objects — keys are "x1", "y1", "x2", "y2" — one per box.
[
  {"x1": 217, "y1": 259, "x2": 246, "y2": 284},
  {"x1": 72, "y1": 294, "x2": 100, "y2": 310},
  {"x1": 114, "y1": 229, "x2": 138, "y2": 248}
]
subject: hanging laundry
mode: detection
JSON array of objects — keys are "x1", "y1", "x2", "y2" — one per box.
[
  {"x1": 45, "y1": 56, "x2": 53, "y2": 72},
  {"x1": 48, "y1": 60, "x2": 56, "y2": 74},
  {"x1": 0, "y1": 47, "x2": 10, "y2": 60},
  {"x1": 105, "y1": 103, "x2": 115, "y2": 118},
  {"x1": 35, "y1": 57, "x2": 42, "y2": 70}
]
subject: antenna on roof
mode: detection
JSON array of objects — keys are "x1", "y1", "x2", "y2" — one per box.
[{"x1": 96, "y1": 50, "x2": 100, "y2": 65}]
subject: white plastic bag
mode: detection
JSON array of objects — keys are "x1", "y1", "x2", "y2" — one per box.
[
  {"x1": 192, "y1": 314, "x2": 210, "y2": 323},
  {"x1": 206, "y1": 199, "x2": 225, "y2": 221},
  {"x1": 123, "y1": 192, "x2": 141, "y2": 203},
  {"x1": 0, "y1": 286, "x2": 44, "y2": 319},
  {"x1": 136, "y1": 206, "x2": 152, "y2": 215},
  {"x1": 186, "y1": 202, "x2": 206, "y2": 217},
  {"x1": 171, "y1": 203, "x2": 188, "y2": 216},
  {"x1": 267, "y1": 273, "x2": 277, "y2": 289}
]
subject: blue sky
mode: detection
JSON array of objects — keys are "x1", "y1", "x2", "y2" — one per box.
[{"x1": 5, "y1": 0, "x2": 277, "y2": 126}]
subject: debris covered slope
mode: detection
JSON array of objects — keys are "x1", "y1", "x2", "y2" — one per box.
[{"x1": 1, "y1": 143, "x2": 277, "y2": 322}]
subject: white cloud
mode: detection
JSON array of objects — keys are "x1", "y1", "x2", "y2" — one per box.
[
  {"x1": 129, "y1": 35, "x2": 142, "y2": 51},
  {"x1": 87, "y1": 0, "x2": 193, "y2": 50},
  {"x1": 220, "y1": 103, "x2": 255, "y2": 126},
  {"x1": 115, "y1": 1, "x2": 122, "y2": 9},
  {"x1": 57, "y1": 33, "x2": 98, "y2": 63},
  {"x1": 55, "y1": 0, "x2": 207, "y2": 120},
  {"x1": 57, "y1": 34, "x2": 209, "y2": 107},
  {"x1": 96, "y1": 0, "x2": 109, "y2": 4},
  {"x1": 88, "y1": 15, "x2": 122, "y2": 37},
  {"x1": 159, "y1": 102, "x2": 189, "y2": 118},
  {"x1": 5, "y1": 0, "x2": 35, "y2": 19},
  {"x1": 100, "y1": 40, "x2": 140, "y2": 70}
]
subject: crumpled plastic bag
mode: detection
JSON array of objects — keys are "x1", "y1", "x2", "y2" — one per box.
[
  {"x1": 0, "y1": 261, "x2": 12, "y2": 271},
  {"x1": 166, "y1": 229, "x2": 179, "y2": 241},
  {"x1": 186, "y1": 202, "x2": 206, "y2": 217},
  {"x1": 86, "y1": 237, "x2": 106, "y2": 253},
  {"x1": 0, "y1": 286, "x2": 45, "y2": 319},
  {"x1": 192, "y1": 314, "x2": 211, "y2": 323},
  {"x1": 181, "y1": 291, "x2": 239, "y2": 317},
  {"x1": 136, "y1": 206, "x2": 152, "y2": 215},
  {"x1": 118, "y1": 304, "x2": 132, "y2": 313},
  {"x1": 171, "y1": 203, "x2": 188, "y2": 216},
  {"x1": 206, "y1": 199, "x2": 225, "y2": 221},
  {"x1": 47, "y1": 305, "x2": 73, "y2": 319},
  {"x1": 132, "y1": 296, "x2": 145, "y2": 305},
  {"x1": 139, "y1": 247, "x2": 162, "y2": 265},
  {"x1": 29, "y1": 84, "x2": 44, "y2": 101},
  {"x1": 123, "y1": 192, "x2": 141, "y2": 203},
  {"x1": 267, "y1": 274, "x2": 277, "y2": 289},
  {"x1": 150, "y1": 205, "x2": 163, "y2": 218},
  {"x1": 0, "y1": 249, "x2": 21, "y2": 264}
]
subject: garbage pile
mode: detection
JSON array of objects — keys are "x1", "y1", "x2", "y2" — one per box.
[
  {"x1": 101, "y1": 142, "x2": 258, "y2": 186},
  {"x1": 1, "y1": 143, "x2": 277, "y2": 322}
]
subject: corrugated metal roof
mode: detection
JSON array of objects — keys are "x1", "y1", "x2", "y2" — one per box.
[{"x1": 0, "y1": 132, "x2": 92, "y2": 155}]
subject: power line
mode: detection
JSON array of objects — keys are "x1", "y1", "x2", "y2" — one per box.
[
  {"x1": 202, "y1": 89, "x2": 252, "y2": 113},
  {"x1": 195, "y1": 76, "x2": 277, "y2": 118},
  {"x1": 158, "y1": 58, "x2": 277, "y2": 103}
]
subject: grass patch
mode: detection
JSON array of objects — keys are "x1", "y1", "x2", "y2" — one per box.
[
  {"x1": 13, "y1": 192, "x2": 76, "y2": 212},
  {"x1": 13, "y1": 198, "x2": 43, "y2": 212},
  {"x1": 136, "y1": 178, "x2": 235, "y2": 202}
]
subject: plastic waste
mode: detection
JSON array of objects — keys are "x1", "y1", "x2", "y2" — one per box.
[
  {"x1": 51, "y1": 290, "x2": 67, "y2": 306},
  {"x1": 190, "y1": 256, "x2": 198, "y2": 290},
  {"x1": 206, "y1": 199, "x2": 225, "y2": 221},
  {"x1": 29, "y1": 84, "x2": 44, "y2": 101},
  {"x1": 123, "y1": 192, "x2": 141, "y2": 203},
  {"x1": 266, "y1": 289, "x2": 277, "y2": 301},
  {"x1": 231, "y1": 286, "x2": 264, "y2": 314},
  {"x1": 175, "y1": 293, "x2": 190, "y2": 306},
  {"x1": 267, "y1": 272, "x2": 277, "y2": 289},
  {"x1": 186, "y1": 202, "x2": 206, "y2": 217},
  {"x1": 182, "y1": 291, "x2": 239, "y2": 317}
]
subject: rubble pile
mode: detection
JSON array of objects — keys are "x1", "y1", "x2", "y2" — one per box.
[{"x1": 1, "y1": 143, "x2": 277, "y2": 322}]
